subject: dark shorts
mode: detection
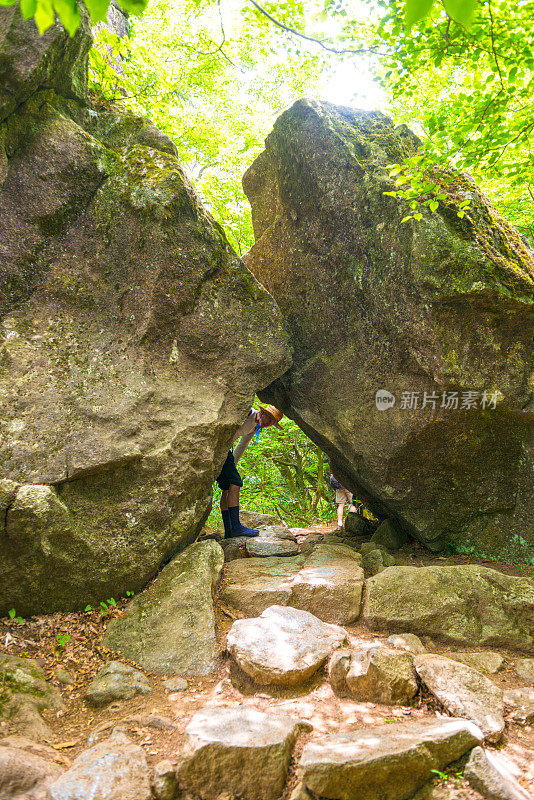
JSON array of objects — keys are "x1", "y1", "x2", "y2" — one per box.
[{"x1": 216, "y1": 450, "x2": 243, "y2": 491}]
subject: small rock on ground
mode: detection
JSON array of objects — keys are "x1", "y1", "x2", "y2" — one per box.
[
  {"x1": 386, "y1": 633, "x2": 427, "y2": 655},
  {"x1": 464, "y1": 746, "x2": 533, "y2": 800},
  {"x1": 514, "y1": 659, "x2": 534, "y2": 684},
  {"x1": 176, "y1": 706, "x2": 310, "y2": 800},
  {"x1": 414, "y1": 654, "x2": 505, "y2": 742},
  {"x1": 227, "y1": 605, "x2": 347, "y2": 686},
  {"x1": 503, "y1": 687, "x2": 534, "y2": 725},
  {"x1": 163, "y1": 677, "x2": 188, "y2": 692},
  {"x1": 245, "y1": 528, "x2": 300, "y2": 557},
  {"x1": 297, "y1": 718, "x2": 483, "y2": 800},
  {"x1": 370, "y1": 519, "x2": 408, "y2": 552},
  {"x1": 329, "y1": 646, "x2": 418, "y2": 705},
  {"x1": 445, "y1": 652, "x2": 505, "y2": 675},
  {"x1": 54, "y1": 666, "x2": 75, "y2": 686},
  {"x1": 85, "y1": 662, "x2": 151, "y2": 707}
]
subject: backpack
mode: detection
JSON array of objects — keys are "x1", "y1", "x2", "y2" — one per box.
[{"x1": 329, "y1": 474, "x2": 343, "y2": 490}]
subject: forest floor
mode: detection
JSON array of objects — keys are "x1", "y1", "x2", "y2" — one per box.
[{"x1": 1, "y1": 522, "x2": 533, "y2": 798}]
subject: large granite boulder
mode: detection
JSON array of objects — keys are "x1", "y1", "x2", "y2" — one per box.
[
  {"x1": 103, "y1": 540, "x2": 224, "y2": 675},
  {"x1": 0, "y1": 10, "x2": 290, "y2": 616},
  {"x1": 364, "y1": 565, "x2": 534, "y2": 652},
  {"x1": 244, "y1": 98, "x2": 534, "y2": 562}
]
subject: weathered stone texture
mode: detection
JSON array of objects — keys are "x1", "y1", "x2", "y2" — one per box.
[
  {"x1": 244, "y1": 99, "x2": 534, "y2": 561},
  {"x1": 0, "y1": 11, "x2": 290, "y2": 615}
]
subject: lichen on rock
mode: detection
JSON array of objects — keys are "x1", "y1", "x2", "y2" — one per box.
[
  {"x1": 0, "y1": 12, "x2": 290, "y2": 615},
  {"x1": 244, "y1": 99, "x2": 534, "y2": 561}
]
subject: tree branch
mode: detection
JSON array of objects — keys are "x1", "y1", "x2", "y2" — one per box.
[{"x1": 247, "y1": 0, "x2": 380, "y2": 56}]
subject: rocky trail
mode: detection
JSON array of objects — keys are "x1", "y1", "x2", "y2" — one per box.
[{"x1": 2, "y1": 515, "x2": 534, "y2": 800}]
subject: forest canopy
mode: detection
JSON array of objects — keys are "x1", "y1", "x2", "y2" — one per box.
[{"x1": 5, "y1": 0, "x2": 532, "y2": 244}]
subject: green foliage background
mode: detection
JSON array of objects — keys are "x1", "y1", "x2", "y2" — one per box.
[{"x1": 208, "y1": 407, "x2": 338, "y2": 528}]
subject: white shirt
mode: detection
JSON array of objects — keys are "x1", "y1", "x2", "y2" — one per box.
[{"x1": 232, "y1": 408, "x2": 258, "y2": 463}]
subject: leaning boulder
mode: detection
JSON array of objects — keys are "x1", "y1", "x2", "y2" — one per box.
[
  {"x1": 414, "y1": 654, "x2": 505, "y2": 742},
  {"x1": 296, "y1": 718, "x2": 483, "y2": 800},
  {"x1": 244, "y1": 98, "x2": 534, "y2": 562},
  {"x1": 364, "y1": 565, "x2": 534, "y2": 652},
  {"x1": 226, "y1": 605, "x2": 347, "y2": 686},
  {"x1": 0, "y1": 10, "x2": 290, "y2": 617},
  {"x1": 104, "y1": 540, "x2": 224, "y2": 675},
  {"x1": 176, "y1": 707, "x2": 310, "y2": 800}
]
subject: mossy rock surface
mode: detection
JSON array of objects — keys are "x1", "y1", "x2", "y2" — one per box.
[
  {"x1": 0, "y1": 14, "x2": 290, "y2": 616},
  {"x1": 245, "y1": 99, "x2": 534, "y2": 562}
]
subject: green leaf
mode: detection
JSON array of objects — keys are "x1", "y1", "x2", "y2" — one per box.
[
  {"x1": 383, "y1": 191, "x2": 397, "y2": 197},
  {"x1": 0, "y1": 0, "x2": 17, "y2": 6},
  {"x1": 84, "y1": 0, "x2": 109, "y2": 23},
  {"x1": 53, "y1": 0, "x2": 80, "y2": 35},
  {"x1": 429, "y1": 200, "x2": 439, "y2": 211},
  {"x1": 413, "y1": 212, "x2": 423, "y2": 220},
  {"x1": 34, "y1": 0, "x2": 55, "y2": 33},
  {"x1": 117, "y1": 0, "x2": 148, "y2": 15},
  {"x1": 401, "y1": 215, "x2": 413, "y2": 223},
  {"x1": 443, "y1": 0, "x2": 476, "y2": 27},
  {"x1": 404, "y1": 0, "x2": 434, "y2": 29},
  {"x1": 8, "y1": 608, "x2": 16, "y2": 619},
  {"x1": 20, "y1": 0, "x2": 37, "y2": 19}
]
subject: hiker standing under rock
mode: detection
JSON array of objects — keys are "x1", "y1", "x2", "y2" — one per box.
[
  {"x1": 217, "y1": 405, "x2": 284, "y2": 538},
  {"x1": 330, "y1": 474, "x2": 360, "y2": 530}
]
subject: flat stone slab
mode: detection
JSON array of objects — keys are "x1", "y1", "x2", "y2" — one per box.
[
  {"x1": 414, "y1": 654, "x2": 505, "y2": 742},
  {"x1": 227, "y1": 605, "x2": 348, "y2": 686},
  {"x1": 104, "y1": 541, "x2": 224, "y2": 675},
  {"x1": 503, "y1": 687, "x2": 534, "y2": 725},
  {"x1": 445, "y1": 651, "x2": 505, "y2": 675},
  {"x1": 297, "y1": 718, "x2": 483, "y2": 800},
  {"x1": 245, "y1": 528, "x2": 300, "y2": 557},
  {"x1": 176, "y1": 707, "x2": 310, "y2": 800},
  {"x1": 364, "y1": 565, "x2": 534, "y2": 652},
  {"x1": 85, "y1": 662, "x2": 151, "y2": 707},
  {"x1": 514, "y1": 658, "x2": 534, "y2": 683},
  {"x1": 464, "y1": 745, "x2": 532, "y2": 800},
  {"x1": 222, "y1": 556, "x2": 306, "y2": 617},
  {"x1": 47, "y1": 733, "x2": 151, "y2": 800},
  {"x1": 330, "y1": 646, "x2": 418, "y2": 705},
  {"x1": 221, "y1": 544, "x2": 364, "y2": 625}
]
